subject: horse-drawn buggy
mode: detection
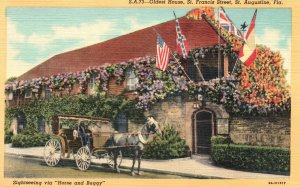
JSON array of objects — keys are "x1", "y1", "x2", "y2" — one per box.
[
  {"x1": 44, "y1": 114, "x2": 161, "y2": 175},
  {"x1": 43, "y1": 114, "x2": 122, "y2": 171}
]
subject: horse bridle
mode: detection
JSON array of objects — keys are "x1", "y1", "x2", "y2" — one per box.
[
  {"x1": 137, "y1": 123, "x2": 159, "y2": 144},
  {"x1": 147, "y1": 123, "x2": 159, "y2": 134}
]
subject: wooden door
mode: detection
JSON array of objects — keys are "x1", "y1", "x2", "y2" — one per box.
[{"x1": 194, "y1": 111, "x2": 213, "y2": 154}]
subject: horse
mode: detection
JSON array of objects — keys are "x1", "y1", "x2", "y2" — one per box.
[{"x1": 109, "y1": 117, "x2": 162, "y2": 176}]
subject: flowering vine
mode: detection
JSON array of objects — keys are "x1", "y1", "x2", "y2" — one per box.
[
  {"x1": 5, "y1": 43, "x2": 290, "y2": 115},
  {"x1": 238, "y1": 45, "x2": 290, "y2": 113}
]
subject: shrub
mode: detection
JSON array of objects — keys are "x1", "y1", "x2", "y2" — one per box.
[
  {"x1": 143, "y1": 125, "x2": 190, "y2": 160},
  {"x1": 19, "y1": 126, "x2": 39, "y2": 135},
  {"x1": 211, "y1": 144, "x2": 290, "y2": 173},
  {"x1": 11, "y1": 133, "x2": 50, "y2": 147},
  {"x1": 211, "y1": 135, "x2": 232, "y2": 145},
  {"x1": 5, "y1": 131, "x2": 14, "y2": 144}
]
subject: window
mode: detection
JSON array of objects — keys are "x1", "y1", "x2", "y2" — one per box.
[
  {"x1": 45, "y1": 88, "x2": 52, "y2": 100},
  {"x1": 114, "y1": 113, "x2": 128, "y2": 132},
  {"x1": 17, "y1": 112, "x2": 27, "y2": 133},
  {"x1": 25, "y1": 89, "x2": 32, "y2": 98},
  {"x1": 126, "y1": 70, "x2": 138, "y2": 91},
  {"x1": 38, "y1": 116, "x2": 46, "y2": 133},
  {"x1": 199, "y1": 52, "x2": 224, "y2": 80},
  {"x1": 89, "y1": 77, "x2": 96, "y2": 95},
  {"x1": 8, "y1": 92, "x2": 13, "y2": 100},
  {"x1": 187, "y1": 61, "x2": 197, "y2": 81}
]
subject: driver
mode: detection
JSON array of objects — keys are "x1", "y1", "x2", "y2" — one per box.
[{"x1": 79, "y1": 122, "x2": 89, "y2": 146}]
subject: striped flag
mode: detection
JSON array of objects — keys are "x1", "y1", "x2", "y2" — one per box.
[
  {"x1": 239, "y1": 9, "x2": 257, "y2": 67},
  {"x1": 175, "y1": 18, "x2": 190, "y2": 58},
  {"x1": 156, "y1": 35, "x2": 170, "y2": 71},
  {"x1": 219, "y1": 7, "x2": 243, "y2": 39}
]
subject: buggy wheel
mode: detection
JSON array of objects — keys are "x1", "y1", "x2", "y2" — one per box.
[
  {"x1": 75, "y1": 146, "x2": 91, "y2": 171},
  {"x1": 104, "y1": 150, "x2": 122, "y2": 168},
  {"x1": 43, "y1": 139, "x2": 62, "y2": 167}
]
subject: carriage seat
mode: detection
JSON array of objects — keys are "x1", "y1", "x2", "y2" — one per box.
[
  {"x1": 58, "y1": 128, "x2": 82, "y2": 157},
  {"x1": 58, "y1": 129, "x2": 75, "y2": 140},
  {"x1": 58, "y1": 128, "x2": 83, "y2": 148}
]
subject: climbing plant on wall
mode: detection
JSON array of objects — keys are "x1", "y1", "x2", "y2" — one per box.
[
  {"x1": 5, "y1": 95, "x2": 146, "y2": 134},
  {"x1": 5, "y1": 44, "x2": 290, "y2": 116},
  {"x1": 238, "y1": 45, "x2": 290, "y2": 114}
]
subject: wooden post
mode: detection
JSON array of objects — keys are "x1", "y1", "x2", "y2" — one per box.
[
  {"x1": 217, "y1": 7, "x2": 221, "y2": 78},
  {"x1": 224, "y1": 56, "x2": 229, "y2": 78}
]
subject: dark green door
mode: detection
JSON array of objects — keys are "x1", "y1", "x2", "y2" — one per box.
[{"x1": 194, "y1": 111, "x2": 213, "y2": 154}]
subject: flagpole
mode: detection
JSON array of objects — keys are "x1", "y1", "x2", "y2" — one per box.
[
  {"x1": 192, "y1": 53, "x2": 205, "y2": 81},
  {"x1": 152, "y1": 28, "x2": 192, "y2": 82},
  {"x1": 173, "y1": 11, "x2": 205, "y2": 81},
  {"x1": 230, "y1": 57, "x2": 240, "y2": 80},
  {"x1": 170, "y1": 53, "x2": 193, "y2": 82}
]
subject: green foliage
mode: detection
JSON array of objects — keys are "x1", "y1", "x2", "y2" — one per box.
[
  {"x1": 5, "y1": 107, "x2": 19, "y2": 132},
  {"x1": 21, "y1": 125, "x2": 40, "y2": 135},
  {"x1": 5, "y1": 76, "x2": 17, "y2": 84},
  {"x1": 60, "y1": 120, "x2": 78, "y2": 129},
  {"x1": 143, "y1": 126, "x2": 190, "y2": 159},
  {"x1": 211, "y1": 144, "x2": 290, "y2": 173},
  {"x1": 5, "y1": 94, "x2": 146, "y2": 133},
  {"x1": 5, "y1": 131, "x2": 14, "y2": 144},
  {"x1": 211, "y1": 136, "x2": 232, "y2": 145},
  {"x1": 11, "y1": 133, "x2": 50, "y2": 147}
]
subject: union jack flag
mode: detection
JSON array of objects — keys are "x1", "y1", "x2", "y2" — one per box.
[
  {"x1": 175, "y1": 19, "x2": 190, "y2": 58},
  {"x1": 219, "y1": 7, "x2": 243, "y2": 39},
  {"x1": 156, "y1": 35, "x2": 170, "y2": 71}
]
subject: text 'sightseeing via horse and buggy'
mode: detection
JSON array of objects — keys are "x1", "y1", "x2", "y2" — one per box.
[{"x1": 43, "y1": 115, "x2": 161, "y2": 175}]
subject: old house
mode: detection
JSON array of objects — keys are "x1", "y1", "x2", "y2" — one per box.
[{"x1": 5, "y1": 13, "x2": 290, "y2": 154}]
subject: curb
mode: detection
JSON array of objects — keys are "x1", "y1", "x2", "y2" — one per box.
[
  {"x1": 118, "y1": 165, "x2": 224, "y2": 179},
  {"x1": 138, "y1": 157, "x2": 192, "y2": 162},
  {"x1": 5, "y1": 152, "x2": 223, "y2": 179}
]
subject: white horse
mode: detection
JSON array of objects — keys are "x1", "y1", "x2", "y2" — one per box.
[{"x1": 110, "y1": 117, "x2": 162, "y2": 176}]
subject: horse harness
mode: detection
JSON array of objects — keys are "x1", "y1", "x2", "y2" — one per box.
[
  {"x1": 124, "y1": 122, "x2": 159, "y2": 146},
  {"x1": 123, "y1": 132, "x2": 151, "y2": 146}
]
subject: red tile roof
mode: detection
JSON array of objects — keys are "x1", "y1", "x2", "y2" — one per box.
[{"x1": 18, "y1": 16, "x2": 225, "y2": 81}]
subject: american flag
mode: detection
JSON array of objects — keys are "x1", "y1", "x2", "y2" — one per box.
[
  {"x1": 156, "y1": 35, "x2": 170, "y2": 71},
  {"x1": 219, "y1": 8, "x2": 243, "y2": 39},
  {"x1": 175, "y1": 19, "x2": 190, "y2": 58}
]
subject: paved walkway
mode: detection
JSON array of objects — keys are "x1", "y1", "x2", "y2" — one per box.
[{"x1": 5, "y1": 144, "x2": 288, "y2": 179}]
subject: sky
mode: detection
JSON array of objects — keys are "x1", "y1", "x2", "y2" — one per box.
[{"x1": 7, "y1": 8, "x2": 291, "y2": 83}]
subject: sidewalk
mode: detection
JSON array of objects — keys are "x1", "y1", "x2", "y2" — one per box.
[{"x1": 5, "y1": 144, "x2": 288, "y2": 179}]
